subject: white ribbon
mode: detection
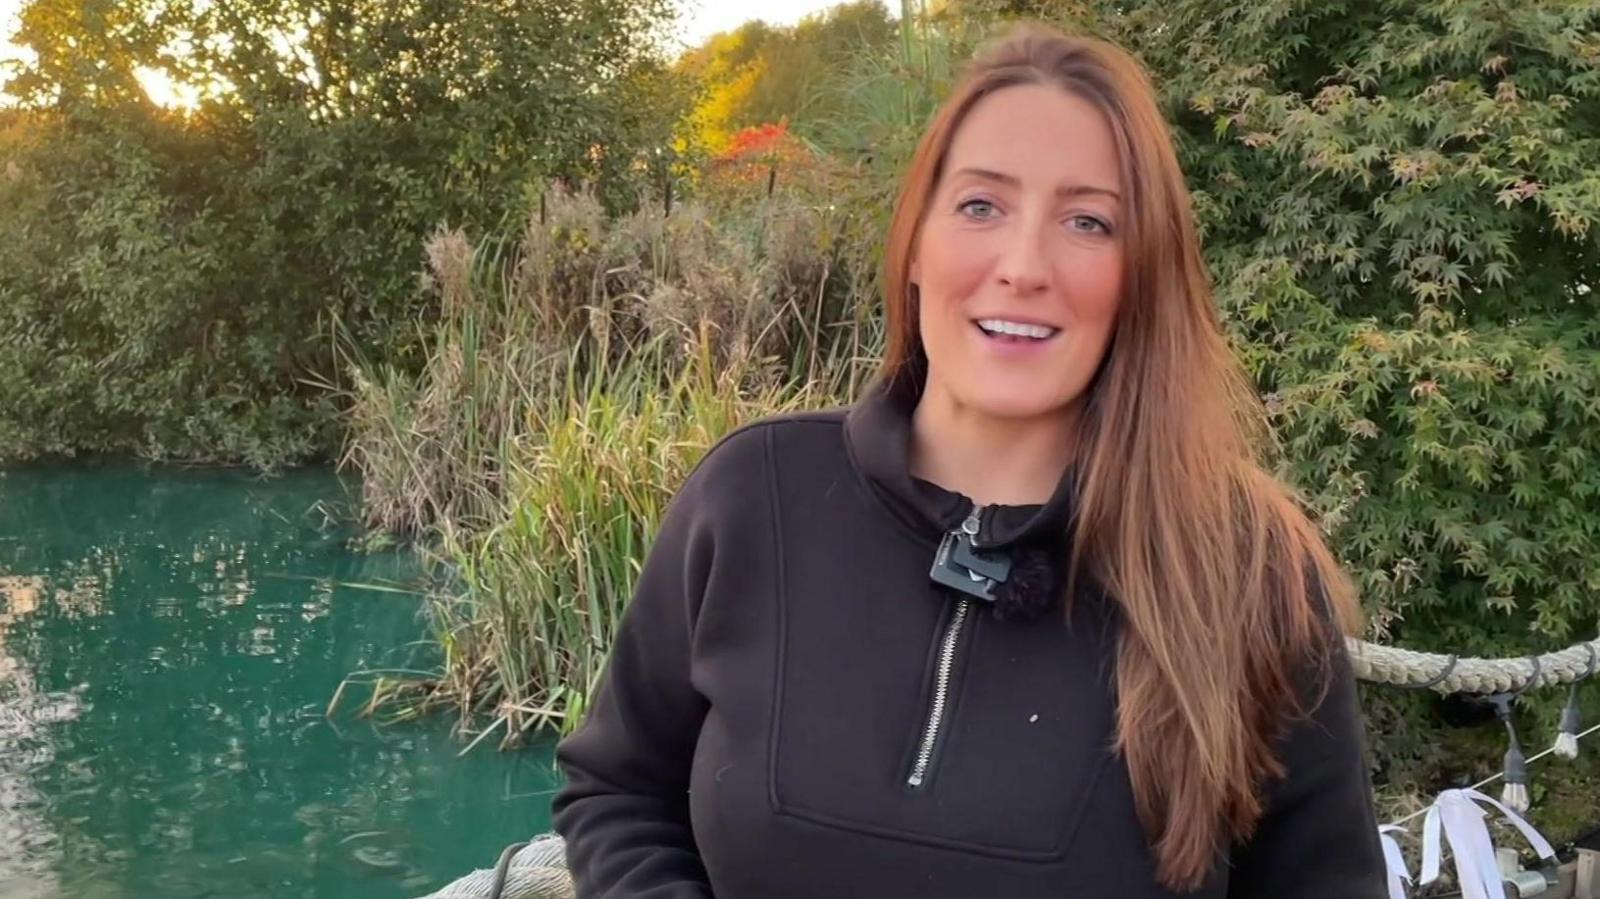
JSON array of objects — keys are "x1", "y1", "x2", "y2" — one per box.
[
  {"x1": 1418, "y1": 788, "x2": 1557, "y2": 899},
  {"x1": 1378, "y1": 824, "x2": 1412, "y2": 899}
]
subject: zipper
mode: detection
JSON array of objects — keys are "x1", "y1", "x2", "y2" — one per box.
[{"x1": 907, "y1": 503, "x2": 983, "y2": 789}]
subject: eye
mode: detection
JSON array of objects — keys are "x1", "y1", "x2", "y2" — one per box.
[
  {"x1": 957, "y1": 197, "x2": 999, "y2": 220},
  {"x1": 1067, "y1": 214, "x2": 1112, "y2": 235}
]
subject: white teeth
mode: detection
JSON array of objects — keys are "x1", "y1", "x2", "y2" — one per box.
[{"x1": 976, "y1": 319, "x2": 1059, "y2": 339}]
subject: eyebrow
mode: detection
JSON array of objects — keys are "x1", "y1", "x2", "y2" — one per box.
[{"x1": 950, "y1": 166, "x2": 1122, "y2": 202}]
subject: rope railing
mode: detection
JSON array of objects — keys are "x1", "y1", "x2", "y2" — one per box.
[
  {"x1": 417, "y1": 835, "x2": 572, "y2": 899},
  {"x1": 1348, "y1": 637, "x2": 1600, "y2": 694}
]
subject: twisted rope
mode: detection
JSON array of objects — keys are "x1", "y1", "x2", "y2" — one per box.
[
  {"x1": 1346, "y1": 637, "x2": 1600, "y2": 694},
  {"x1": 417, "y1": 836, "x2": 572, "y2": 899}
]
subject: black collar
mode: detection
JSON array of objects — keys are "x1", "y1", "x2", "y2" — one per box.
[{"x1": 842, "y1": 373, "x2": 1080, "y2": 550}]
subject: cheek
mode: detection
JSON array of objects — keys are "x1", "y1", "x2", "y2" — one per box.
[
  {"x1": 915, "y1": 225, "x2": 991, "y2": 316},
  {"x1": 1060, "y1": 253, "x2": 1123, "y2": 331}
]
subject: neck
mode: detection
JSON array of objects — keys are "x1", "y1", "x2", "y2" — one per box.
[{"x1": 908, "y1": 382, "x2": 1080, "y2": 507}]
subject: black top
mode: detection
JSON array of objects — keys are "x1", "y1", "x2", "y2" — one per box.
[{"x1": 550, "y1": 375, "x2": 1389, "y2": 898}]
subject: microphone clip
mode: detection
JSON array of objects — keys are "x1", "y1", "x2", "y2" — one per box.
[{"x1": 929, "y1": 528, "x2": 1012, "y2": 602}]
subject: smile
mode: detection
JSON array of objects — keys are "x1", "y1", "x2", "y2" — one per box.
[{"x1": 973, "y1": 318, "x2": 1061, "y2": 341}]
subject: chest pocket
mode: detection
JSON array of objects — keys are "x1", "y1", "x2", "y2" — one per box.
[{"x1": 769, "y1": 558, "x2": 1121, "y2": 862}]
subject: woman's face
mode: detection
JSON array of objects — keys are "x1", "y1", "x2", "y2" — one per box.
[{"x1": 911, "y1": 82, "x2": 1125, "y2": 424}]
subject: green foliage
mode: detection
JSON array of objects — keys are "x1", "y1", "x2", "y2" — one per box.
[
  {"x1": 1101, "y1": 0, "x2": 1600, "y2": 637},
  {"x1": 0, "y1": 103, "x2": 336, "y2": 466},
  {"x1": 0, "y1": 0, "x2": 687, "y2": 466},
  {"x1": 1089, "y1": 0, "x2": 1600, "y2": 788}
]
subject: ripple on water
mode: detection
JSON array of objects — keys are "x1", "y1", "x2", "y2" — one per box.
[{"x1": 0, "y1": 463, "x2": 560, "y2": 898}]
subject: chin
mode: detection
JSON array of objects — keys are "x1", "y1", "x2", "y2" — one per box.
[{"x1": 953, "y1": 385, "x2": 1073, "y2": 421}]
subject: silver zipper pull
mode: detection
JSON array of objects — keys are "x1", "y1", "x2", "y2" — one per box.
[{"x1": 961, "y1": 504, "x2": 983, "y2": 543}]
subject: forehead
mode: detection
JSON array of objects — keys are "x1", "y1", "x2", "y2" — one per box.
[{"x1": 941, "y1": 82, "x2": 1122, "y2": 192}]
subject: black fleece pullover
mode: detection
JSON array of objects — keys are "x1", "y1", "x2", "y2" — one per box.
[{"x1": 551, "y1": 375, "x2": 1389, "y2": 898}]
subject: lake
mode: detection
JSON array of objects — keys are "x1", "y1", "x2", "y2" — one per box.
[{"x1": 0, "y1": 461, "x2": 559, "y2": 899}]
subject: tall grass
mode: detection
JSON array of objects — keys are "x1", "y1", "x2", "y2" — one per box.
[
  {"x1": 339, "y1": 184, "x2": 880, "y2": 533},
  {"x1": 334, "y1": 182, "x2": 881, "y2": 745},
  {"x1": 421, "y1": 341, "x2": 820, "y2": 744}
]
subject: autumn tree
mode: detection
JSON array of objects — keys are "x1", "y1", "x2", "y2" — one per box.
[{"x1": 676, "y1": 1, "x2": 896, "y2": 154}]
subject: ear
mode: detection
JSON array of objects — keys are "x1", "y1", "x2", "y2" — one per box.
[{"x1": 909, "y1": 257, "x2": 921, "y2": 290}]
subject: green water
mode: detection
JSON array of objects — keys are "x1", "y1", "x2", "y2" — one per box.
[{"x1": 0, "y1": 462, "x2": 559, "y2": 899}]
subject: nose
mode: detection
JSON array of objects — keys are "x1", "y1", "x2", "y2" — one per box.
[{"x1": 994, "y1": 219, "x2": 1052, "y2": 296}]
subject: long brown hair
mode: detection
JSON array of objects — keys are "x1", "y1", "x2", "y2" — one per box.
[{"x1": 879, "y1": 21, "x2": 1365, "y2": 892}]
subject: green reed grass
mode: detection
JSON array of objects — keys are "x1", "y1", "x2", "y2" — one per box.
[
  {"x1": 422, "y1": 339, "x2": 822, "y2": 745},
  {"x1": 335, "y1": 182, "x2": 879, "y2": 746}
]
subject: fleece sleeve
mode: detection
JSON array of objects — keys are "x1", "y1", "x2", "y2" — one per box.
[
  {"x1": 1225, "y1": 637, "x2": 1390, "y2": 898},
  {"x1": 550, "y1": 451, "x2": 721, "y2": 898}
]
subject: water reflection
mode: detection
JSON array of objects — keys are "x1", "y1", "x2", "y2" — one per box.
[
  {"x1": 1, "y1": 575, "x2": 77, "y2": 898},
  {"x1": 0, "y1": 463, "x2": 558, "y2": 899}
]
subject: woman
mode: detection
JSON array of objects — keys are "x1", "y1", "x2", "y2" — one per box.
[{"x1": 552, "y1": 20, "x2": 1388, "y2": 898}]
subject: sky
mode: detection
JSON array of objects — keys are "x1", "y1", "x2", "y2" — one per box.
[
  {"x1": 675, "y1": 0, "x2": 849, "y2": 48},
  {"x1": 1, "y1": 0, "x2": 20, "y2": 71},
  {"x1": 0, "y1": 0, "x2": 851, "y2": 107}
]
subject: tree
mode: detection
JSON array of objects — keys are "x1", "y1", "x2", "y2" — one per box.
[
  {"x1": 675, "y1": 2, "x2": 897, "y2": 155},
  {"x1": 0, "y1": 0, "x2": 688, "y2": 466},
  {"x1": 1110, "y1": 0, "x2": 1600, "y2": 650},
  {"x1": 1088, "y1": 0, "x2": 1600, "y2": 788}
]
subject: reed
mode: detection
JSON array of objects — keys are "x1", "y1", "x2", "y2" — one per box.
[{"x1": 335, "y1": 184, "x2": 875, "y2": 743}]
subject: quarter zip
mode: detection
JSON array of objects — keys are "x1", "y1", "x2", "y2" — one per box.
[{"x1": 907, "y1": 504, "x2": 983, "y2": 789}]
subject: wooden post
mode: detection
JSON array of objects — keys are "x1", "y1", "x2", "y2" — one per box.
[{"x1": 1576, "y1": 848, "x2": 1599, "y2": 899}]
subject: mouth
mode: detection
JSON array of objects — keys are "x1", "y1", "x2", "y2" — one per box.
[{"x1": 972, "y1": 317, "x2": 1062, "y2": 344}]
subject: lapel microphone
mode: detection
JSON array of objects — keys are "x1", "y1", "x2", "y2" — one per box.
[
  {"x1": 929, "y1": 519, "x2": 1065, "y2": 623},
  {"x1": 929, "y1": 526, "x2": 1013, "y2": 602}
]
